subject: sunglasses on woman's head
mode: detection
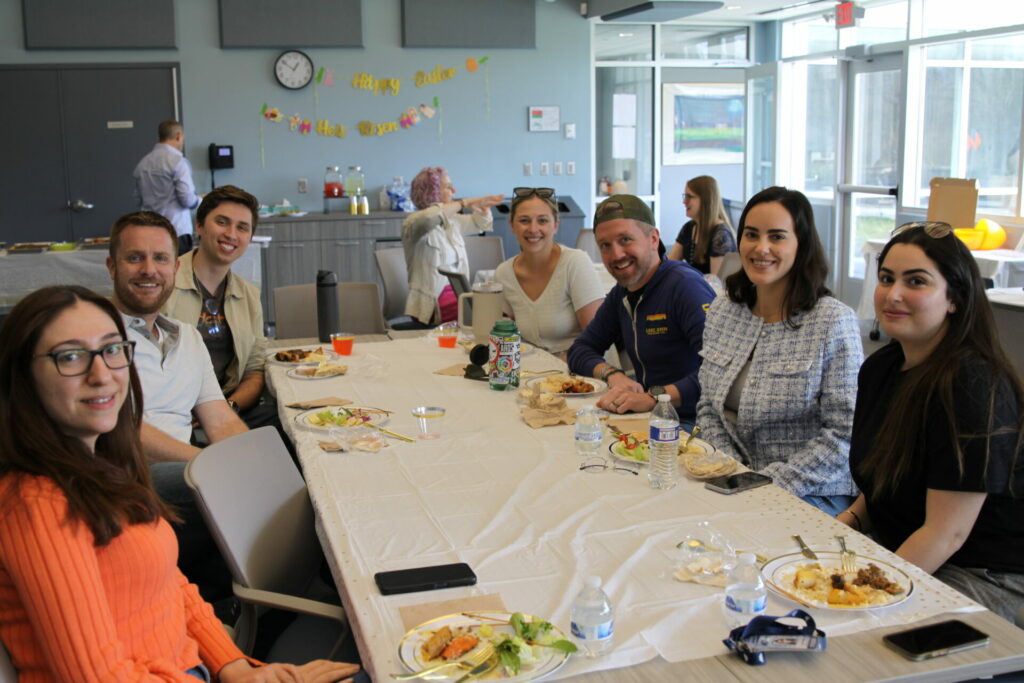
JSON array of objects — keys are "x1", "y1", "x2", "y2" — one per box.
[
  {"x1": 890, "y1": 221, "x2": 953, "y2": 239},
  {"x1": 513, "y1": 187, "x2": 556, "y2": 200}
]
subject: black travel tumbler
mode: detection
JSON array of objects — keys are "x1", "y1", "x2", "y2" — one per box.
[{"x1": 316, "y1": 270, "x2": 340, "y2": 343}]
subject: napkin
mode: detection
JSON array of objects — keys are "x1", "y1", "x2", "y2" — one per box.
[
  {"x1": 285, "y1": 397, "x2": 352, "y2": 409},
  {"x1": 399, "y1": 593, "x2": 507, "y2": 631},
  {"x1": 522, "y1": 406, "x2": 576, "y2": 428}
]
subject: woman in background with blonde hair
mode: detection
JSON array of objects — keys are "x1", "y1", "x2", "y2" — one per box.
[{"x1": 667, "y1": 175, "x2": 735, "y2": 279}]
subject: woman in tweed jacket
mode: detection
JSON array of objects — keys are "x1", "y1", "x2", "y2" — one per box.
[{"x1": 696, "y1": 187, "x2": 862, "y2": 515}]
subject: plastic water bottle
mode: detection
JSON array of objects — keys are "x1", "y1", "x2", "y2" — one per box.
[
  {"x1": 648, "y1": 394, "x2": 679, "y2": 490},
  {"x1": 570, "y1": 576, "x2": 614, "y2": 658},
  {"x1": 722, "y1": 553, "x2": 767, "y2": 628},
  {"x1": 575, "y1": 405, "x2": 603, "y2": 456}
]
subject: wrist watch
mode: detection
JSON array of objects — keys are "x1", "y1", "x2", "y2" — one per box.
[{"x1": 646, "y1": 385, "x2": 667, "y2": 401}]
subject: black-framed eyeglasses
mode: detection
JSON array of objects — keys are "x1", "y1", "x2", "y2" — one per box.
[
  {"x1": 513, "y1": 187, "x2": 556, "y2": 200},
  {"x1": 34, "y1": 340, "x2": 136, "y2": 377},
  {"x1": 579, "y1": 456, "x2": 639, "y2": 476},
  {"x1": 891, "y1": 221, "x2": 953, "y2": 239}
]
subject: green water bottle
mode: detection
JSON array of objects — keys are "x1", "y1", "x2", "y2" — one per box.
[{"x1": 487, "y1": 319, "x2": 521, "y2": 391}]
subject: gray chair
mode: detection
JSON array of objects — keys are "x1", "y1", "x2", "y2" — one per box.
[
  {"x1": 574, "y1": 229, "x2": 600, "y2": 262},
  {"x1": 438, "y1": 266, "x2": 470, "y2": 298},
  {"x1": 463, "y1": 235, "x2": 505, "y2": 280},
  {"x1": 718, "y1": 251, "x2": 742, "y2": 280},
  {"x1": 184, "y1": 427, "x2": 348, "y2": 657},
  {"x1": 273, "y1": 282, "x2": 387, "y2": 338},
  {"x1": 373, "y1": 247, "x2": 418, "y2": 328}
]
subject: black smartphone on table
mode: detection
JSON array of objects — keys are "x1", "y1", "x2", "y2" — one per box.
[
  {"x1": 374, "y1": 562, "x2": 477, "y2": 595},
  {"x1": 882, "y1": 620, "x2": 990, "y2": 661},
  {"x1": 704, "y1": 471, "x2": 772, "y2": 495}
]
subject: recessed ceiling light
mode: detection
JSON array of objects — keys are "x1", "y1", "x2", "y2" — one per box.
[
  {"x1": 726, "y1": 4, "x2": 741, "y2": 8},
  {"x1": 618, "y1": 32, "x2": 635, "y2": 37}
]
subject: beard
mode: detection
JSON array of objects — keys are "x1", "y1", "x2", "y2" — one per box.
[{"x1": 113, "y1": 275, "x2": 172, "y2": 315}]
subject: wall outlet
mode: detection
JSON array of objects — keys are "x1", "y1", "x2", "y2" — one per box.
[
  {"x1": 553, "y1": 161, "x2": 563, "y2": 175},
  {"x1": 539, "y1": 161, "x2": 549, "y2": 176},
  {"x1": 297, "y1": 178, "x2": 308, "y2": 193},
  {"x1": 523, "y1": 161, "x2": 532, "y2": 176},
  {"x1": 567, "y1": 161, "x2": 576, "y2": 175}
]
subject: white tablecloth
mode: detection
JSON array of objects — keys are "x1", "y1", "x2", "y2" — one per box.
[
  {"x1": 268, "y1": 338, "x2": 980, "y2": 681},
  {"x1": 858, "y1": 239, "x2": 1024, "y2": 319}
]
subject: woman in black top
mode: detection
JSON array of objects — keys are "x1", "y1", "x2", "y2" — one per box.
[
  {"x1": 667, "y1": 175, "x2": 735, "y2": 276},
  {"x1": 839, "y1": 222, "x2": 1024, "y2": 623}
]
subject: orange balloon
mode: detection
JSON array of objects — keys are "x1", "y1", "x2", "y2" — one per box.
[{"x1": 465, "y1": 58, "x2": 478, "y2": 73}]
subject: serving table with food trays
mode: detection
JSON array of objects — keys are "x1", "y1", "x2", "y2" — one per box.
[{"x1": 265, "y1": 334, "x2": 1024, "y2": 682}]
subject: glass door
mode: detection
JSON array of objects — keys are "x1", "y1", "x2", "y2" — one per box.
[
  {"x1": 836, "y1": 52, "x2": 903, "y2": 314},
  {"x1": 745, "y1": 62, "x2": 778, "y2": 198}
]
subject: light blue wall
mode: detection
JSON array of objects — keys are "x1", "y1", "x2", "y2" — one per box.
[{"x1": 0, "y1": 0, "x2": 592, "y2": 214}]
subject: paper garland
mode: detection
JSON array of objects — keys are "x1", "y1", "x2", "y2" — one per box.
[{"x1": 258, "y1": 57, "x2": 487, "y2": 151}]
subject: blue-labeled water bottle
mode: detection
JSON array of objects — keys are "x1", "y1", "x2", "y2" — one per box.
[
  {"x1": 571, "y1": 576, "x2": 614, "y2": 658},
  {"x1": 722, "y1": 553, "x2": 767, "y2": 628},
  {"x1": 648, "y1": 394, "x2": 679, "y2": 490}
]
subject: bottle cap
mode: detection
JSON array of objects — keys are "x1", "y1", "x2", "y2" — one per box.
[
  {"x1": 584, "y1": 575, "x2": 602, "y2": 589},
  {"x1": 658, "y1": 394, "x2": 670, "y2": 402}
]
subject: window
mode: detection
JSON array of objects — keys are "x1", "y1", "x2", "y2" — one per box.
[
  {"x1": 781, "y1": 14, "x2": 837, "y2": 58},
  {"x1": 594, "y1": 25, "x2": 653, "y2": 61},
  {"x1": 661, "y1": 25, "x2": 748, "y2": 61},
  {"x1": 595, "y1": 67, "x2": 654, "y2": 196},
  {"x1": 904, "y1": 34, "x2": 1024, "y2": 216},
  {"x1": 918, "y1": 0, "x2": 1024, "y2": 38},
  {"x1": 838, "y1": 0, "x2": 908, "y2": 50}
]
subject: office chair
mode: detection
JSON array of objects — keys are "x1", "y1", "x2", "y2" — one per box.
[
  {"x1": 184, "y1": 427, "x2": 348, "y2": 657},
  {"x1": 373, "y1": 247, "x2": 423, "y2": 329},
  {"x1": 463, "y1": 235, "x2": 505, "y2": 280},
  {"x1": 438, "y1": 266, "x2": 471, "y2": 298},
  {"x1": 273, "y1": 282, "x2": 387, "y2": 338}
]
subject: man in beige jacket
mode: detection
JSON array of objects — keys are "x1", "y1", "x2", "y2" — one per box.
[{"x1": 163, "y1": 185, "x2": 274, "y2": 429}]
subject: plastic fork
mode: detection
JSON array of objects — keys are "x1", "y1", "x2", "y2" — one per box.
[
  {"x1": 394, "y1": 643, "x2": 495, "y2": 681},
  {"x1": 836, "y1": 535, "x2": 857, "y2": 574}
]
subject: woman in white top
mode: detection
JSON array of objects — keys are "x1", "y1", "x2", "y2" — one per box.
[
  {"x1": 494, "y1": 187, "x2": 605, "y2": 355},
  {"x1": 401, "y1": 167, "x2": 503, "y2": 325}
]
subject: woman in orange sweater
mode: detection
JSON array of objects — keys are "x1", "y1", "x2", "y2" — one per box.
[{"x1": 0, "y1": 286, "x2": 358, "y2": 682}]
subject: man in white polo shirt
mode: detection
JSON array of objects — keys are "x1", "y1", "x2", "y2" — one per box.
[{"x1": 107, "y1": 209, "x2": 246, "y2": 602}]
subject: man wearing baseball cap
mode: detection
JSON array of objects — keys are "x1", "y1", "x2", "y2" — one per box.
[{"x1": 566, "y1": 194, "x2": 715, "y2": 426}]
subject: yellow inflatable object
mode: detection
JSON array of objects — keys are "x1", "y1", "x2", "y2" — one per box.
[{"x1": 954, "y1": 219, "x2": 1006, "y2": 251}]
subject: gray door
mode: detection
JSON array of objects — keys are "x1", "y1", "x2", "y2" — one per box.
[{"x1": 0, "y1": 65, "x2": 178, "y2": 244}]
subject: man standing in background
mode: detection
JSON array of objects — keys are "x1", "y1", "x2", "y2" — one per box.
[{"x1": 133, "y1": 120, "x2": 201, "y2": 255}]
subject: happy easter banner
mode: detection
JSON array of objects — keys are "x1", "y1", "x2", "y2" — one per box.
[{"x1": 257, "y1": 56, "x2": 490, "y2": 165}]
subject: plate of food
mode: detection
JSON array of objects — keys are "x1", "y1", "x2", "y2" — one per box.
[
  {"x1": 608, "y1": 432, "x2": 725, "y2": 473},
  {"x1": 397, "y1": 611, "x2": 575, "y2": 682},
  {"x1": 8, "y1": 242, "x2": 53, "y2": 254},
  {"x1": 762, "y1": 551, "x2": 913, "y2": 611},
  {"x1": 526, "y1": 374, "x2": 606, "y2": 397},
  {"x1": 293, "y1": 406, "x2": 390, "y2": 431},
  {"x1": 286, "y1": 361, "x2": 348, "y2": 380},
  {"x1": 268, "y1": 346, "x2": 334, "y2": 365},
  {"x1": 79, "y1": 236, "x2": 111, "y2": 249}
]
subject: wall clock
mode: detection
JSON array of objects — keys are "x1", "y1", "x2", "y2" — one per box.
[{"x1": 274, "y1": 50, "x2": 314, "y2": 90}]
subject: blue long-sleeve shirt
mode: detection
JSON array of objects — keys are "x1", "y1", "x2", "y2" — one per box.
[
  {"x1": 133, "y1": 143, "x2": 200, "y2": 238},
  {"x1": 567, "y1": 259, "x2": 714, "y2": 421}
]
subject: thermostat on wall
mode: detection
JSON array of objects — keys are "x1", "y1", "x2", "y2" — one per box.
[{"x1": 208, "y1": 144, "x2": 234, "y2": 169}]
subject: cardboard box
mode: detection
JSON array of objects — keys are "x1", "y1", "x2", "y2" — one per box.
[{"x1": 927, "y1": 177, "x2": 978, "y2": 229}]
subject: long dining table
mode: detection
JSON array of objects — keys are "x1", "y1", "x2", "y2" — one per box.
[{"x1": 267, "y1": 334, "x2": 1024, "y2": 682}]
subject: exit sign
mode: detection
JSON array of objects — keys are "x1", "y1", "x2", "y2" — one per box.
[{"x1": 836, "y1": 1, "x2": 858, "y2": 28}]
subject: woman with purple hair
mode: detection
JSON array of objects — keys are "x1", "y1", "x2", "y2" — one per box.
[{"x1": 401, "y1": 167, "x2": 503, "y2": 325}]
